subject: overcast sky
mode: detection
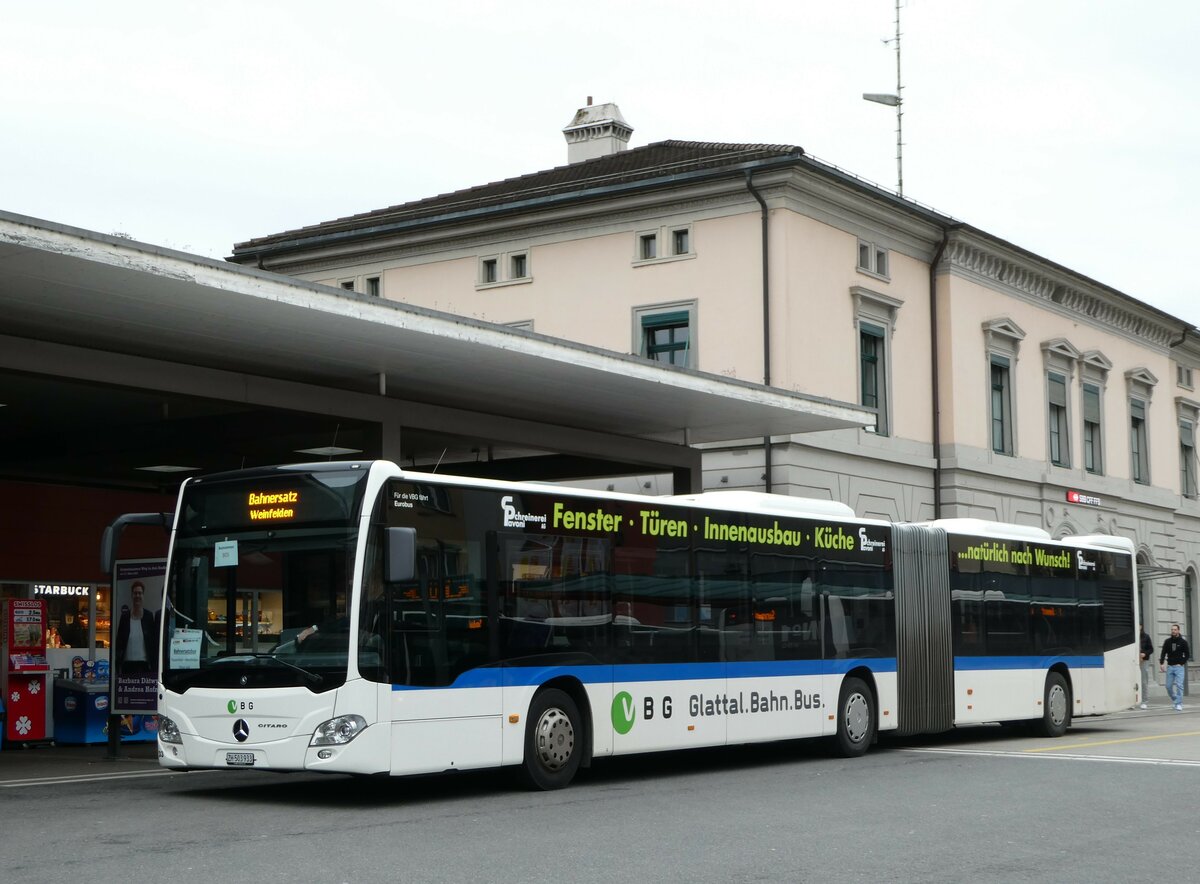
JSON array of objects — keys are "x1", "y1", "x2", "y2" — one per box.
[{"x1": 5, "y1": 1, "x2": 1198, "y2": 325}]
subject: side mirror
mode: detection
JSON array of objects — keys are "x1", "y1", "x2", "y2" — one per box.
[
  {"x1": 384, "y1": 527, "x2": 416, "y2": 583},
  {"x1": 101, "y1": 512, "x2": 172, "y2": 573}
]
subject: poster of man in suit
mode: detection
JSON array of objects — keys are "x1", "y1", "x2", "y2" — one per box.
[{"x1": 111, "y1": 559, "x2": 165, "y2": 714}]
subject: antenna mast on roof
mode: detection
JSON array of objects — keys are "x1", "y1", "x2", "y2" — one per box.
[{"x1": 862, "y1": 0, "x2": 904, "y2": 195}]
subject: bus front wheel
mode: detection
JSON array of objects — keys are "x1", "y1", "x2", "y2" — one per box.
[
  {"x1": 1036, "y1": 672, "x2": 1071, "y2": 738},
  {"x1": 521, "y1": 688, "x2": 582, "y2": 790},
  {"x1": 833, "y1": 676, "x2": 875, "y2": 757}
]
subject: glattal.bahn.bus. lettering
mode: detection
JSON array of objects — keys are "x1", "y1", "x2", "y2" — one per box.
[{"x1": 687, "y1": 690, "x2": 822, "y2": 717}]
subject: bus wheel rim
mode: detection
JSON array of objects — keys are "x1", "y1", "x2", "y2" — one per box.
[
  {"x1": 845, "y1": 693, "x2": 870, "y2": 743},
  {"x1": 534, "y1": 708, "x2": 575, "y2": 770},
  {"x1": 1048, "y1": 684, "x2": 1067, "y2": 726}
]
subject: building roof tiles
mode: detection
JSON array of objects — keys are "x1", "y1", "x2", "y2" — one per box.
[{"x1": 232, "y1": 140, "x2": 804, "y2": 252}]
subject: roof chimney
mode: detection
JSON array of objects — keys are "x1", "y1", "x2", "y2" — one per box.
[{"x1": 562, "y1": 100, "x2": 632, "y2": 164}]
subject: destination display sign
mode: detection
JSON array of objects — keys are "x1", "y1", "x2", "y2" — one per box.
[{"x1": 180, "y1": 471, "x2": 369, "y2": 534}]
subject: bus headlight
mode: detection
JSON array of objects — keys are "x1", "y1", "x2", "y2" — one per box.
[
  {"x1": 159, "y1": 715, "x2": 182, "y2": 744},
  {"x1": 310, "y1": 714, "x2": 367, "y2": 746}
]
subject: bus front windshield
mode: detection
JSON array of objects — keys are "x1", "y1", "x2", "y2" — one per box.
[{"x1": 160, "y1": 467, "x2": 368, "y2": 693}]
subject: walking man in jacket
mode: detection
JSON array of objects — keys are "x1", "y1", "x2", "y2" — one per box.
[{"x1": 1159, "y1": 623, "x2": 1191, "y2": 711}]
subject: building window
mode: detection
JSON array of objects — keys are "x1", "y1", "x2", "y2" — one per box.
[
  {"x1": 859, "y1": 322, "x2": 888, "y2": 436},
  {"x1": 1080, "y1": 350, "x2": 1111, "y2": 474},
  {"x1": 856, "y1": 239, "x2": 890, "y2": 278},
  {"x1": 1179, "y1": 365, "x2": 1195, "y2": 390},
  {"x1": 340, "y1": 280, "x2": 355, "y2": 292},
  {"x1": 982, "y1": 318, "x2": 1025, "y2": 457},
  {"x1": 643, "y1": 313, "x2": 689, "y2": 365},
  {"x1": 991, "y1": 356, "x2": 1013, "y2": 455},
  {"x1": 477, "y1": 250, "x2": 531, "y2": 288},
  {"x1": 1047, "y1": 372, "x2": 1069, "y2": 467},
  {"x1": 1130, "y1": 398, "x2": 1149, "y2": 485},
  {"x1": 850, "y1": 286, "x2": 902, "y2": 438},
  {"x1": 634, "y1": 302, "x2": 696, "y2": 368},
  {"x1": 634, "y1": 225, "x2": 696, "y2": 266},
  {"x1": 1182, "y1": 419, "x2": 1197, "y2": 498},
  {"x1": 1040, "y1": 338, "x2": 1080, "y2": 468},
  {"x1": 365, "y1": 276, "x2": 381, "y2": 297},
  {"x1": 1082, "y1": 382, "x2": 1103, "y2": 475}
]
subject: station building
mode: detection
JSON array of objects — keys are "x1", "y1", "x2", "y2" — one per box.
[{"x1": 229, "y1": 101, "x2": 1200, "y2": 659}]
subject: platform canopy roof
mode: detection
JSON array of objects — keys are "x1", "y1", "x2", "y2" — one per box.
[{"x1": 0, "y1": 211, "x2": 870, "y2": 486}]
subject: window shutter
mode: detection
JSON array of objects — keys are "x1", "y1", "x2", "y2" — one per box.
[
  {"x1": 1048, "y1": 374, "x2": 1067, "y2": 407},
  {"x1": 1083, "y1": 386, "x2": 1100, "y2": 423},
  {"x1": 641, "y1": 311, "x2": 689, "y2": 330}
]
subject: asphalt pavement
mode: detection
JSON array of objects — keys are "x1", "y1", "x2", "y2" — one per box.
[
  {"x1": 1, "y1": 688, "x2": 1195, "y2": 786},
  {"x1": 0, "y1": 737, "x2": 160, "y2": 785}
]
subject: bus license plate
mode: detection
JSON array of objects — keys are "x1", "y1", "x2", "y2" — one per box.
[{"x1": 226, "y1": 752, "x2": 256, "y2": 767}]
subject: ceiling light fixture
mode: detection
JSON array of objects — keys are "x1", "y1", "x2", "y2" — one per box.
[{"x1": 295, "y1": 446, "x2": 363, "y2": 457}]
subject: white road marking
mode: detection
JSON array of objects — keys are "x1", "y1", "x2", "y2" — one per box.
[
  {"x1": 903, "y1": 747, "x2": 1200, "y2": 767},
  {"x1": 0, "y1": 769, "x2": 180, "y2": 788}
]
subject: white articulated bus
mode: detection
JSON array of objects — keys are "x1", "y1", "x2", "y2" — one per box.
[{"x1": 155, "y1": 461, "x2": 1138, "y2": 789}]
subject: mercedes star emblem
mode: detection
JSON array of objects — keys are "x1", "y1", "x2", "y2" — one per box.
[{"x1": 233, "y1": 719, "x2": 250, "y2": 742}]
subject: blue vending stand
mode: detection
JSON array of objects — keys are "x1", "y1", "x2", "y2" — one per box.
[
  {"x1": 53, "y1": 678, "x2": 109, "y2": 743},
  {"x1": 54, "y1": 678, "x2": 157, "y2": 744}
]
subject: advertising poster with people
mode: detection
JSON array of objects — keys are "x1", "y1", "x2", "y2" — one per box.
[{"x1": 110, "y1": 558, "x2": 165, "y2": 715}]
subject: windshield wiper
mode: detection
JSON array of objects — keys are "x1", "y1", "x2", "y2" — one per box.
[{"x1": 218, "y1": 653, "x2": 324, "y2": 686}]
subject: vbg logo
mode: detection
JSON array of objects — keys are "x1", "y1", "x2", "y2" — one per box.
[
  {"x1": 228, "y1": 700, "x2": 254, "y2": 714},
  {"x1": 611, "y1": 691, "x2": 635, "y2": 734}
]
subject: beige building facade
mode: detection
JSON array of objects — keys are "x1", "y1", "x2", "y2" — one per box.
[{"x1": 231, "y1": 103, "x2": 1200, "y2": 664}]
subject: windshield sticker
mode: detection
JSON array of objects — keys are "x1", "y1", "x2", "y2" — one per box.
[
  {"x1": 214, "y1": 540, "x2": 238, "y2": 568},
  {"x1": 169, "y1": 628, "x2": 202, "y2": 670}
]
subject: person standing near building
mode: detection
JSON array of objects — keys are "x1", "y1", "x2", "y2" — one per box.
[
  {"x1": 1159, "y1": 623, "x2": 1191, "y2": 712},
  {"x1": 1139, "y1": 624, "x2": 1154, "y2": 708}
]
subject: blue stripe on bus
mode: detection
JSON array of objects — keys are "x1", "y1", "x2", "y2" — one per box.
[
  {"x1": 953, "y1": 655, "x2": 1104, "y2": 671},
  {"x1": 388, "y1": 654, "x2": 1105, "y2": 690},
  {"x1": 390, "y1": 658, "x2": 897, "y2": 691}
]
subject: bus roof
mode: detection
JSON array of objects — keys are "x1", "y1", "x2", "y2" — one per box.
[
  {"x1": 667, "y1": 490, "x2": 860, "y2": 521},
  {"x1": 924, "y1": 518, "x2": 1051, "y2": 542}
]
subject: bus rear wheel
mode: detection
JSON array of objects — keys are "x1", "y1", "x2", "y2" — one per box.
[
  {"x1": 521, "y1": 688, "x2": 582, "y2": 790},
  {"x1": 1036, "y1": 672, "x2": 1071, "y2": 738},
  {"x1": 833, "y1": 677, "x2": 875, "y2": 757}
]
